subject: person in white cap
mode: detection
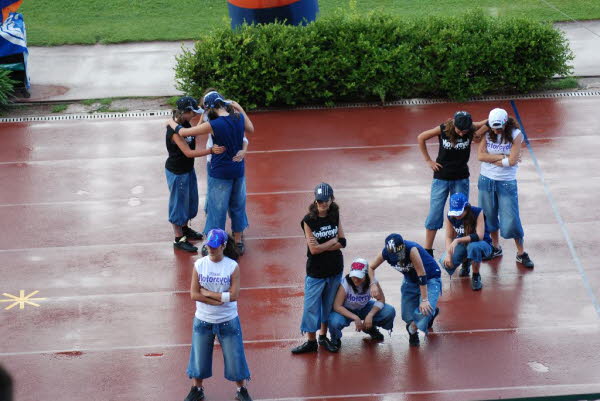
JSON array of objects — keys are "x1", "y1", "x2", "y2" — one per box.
[
  {"x1": 327, "y1": 257, "x2": 396, "y2": 349},
  {"x1": 475, "y1": 108, "x2": 534, "y2": 268}
]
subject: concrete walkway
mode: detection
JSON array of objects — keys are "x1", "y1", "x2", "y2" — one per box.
[{"x1": 24, "y1": 21, "x2": 600, "y2": 102}]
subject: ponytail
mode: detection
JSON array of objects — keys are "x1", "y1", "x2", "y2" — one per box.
[{"x1": 223, "y1": 238, "x2": 239, "y2": 261}]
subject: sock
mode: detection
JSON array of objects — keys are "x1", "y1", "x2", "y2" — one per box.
[
  {"x1": 318, "y1": 334, "x2": 327, "y2": 340},
  {"x1": 196, "y1": 386, "x2": 203, "y2": 391},
  {"x1": 175, "y1": 236, "x2": 183, "y2": 242},
  {"x1": 473, "y1": 272, "x2": 480, "y2": 278},
  {"x1": 408, "y1": 324, "x2": 417, "y2": 334}
]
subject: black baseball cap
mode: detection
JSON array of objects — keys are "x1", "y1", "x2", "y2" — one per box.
[
  {"x1": 314, "y1": 182, "x2": 333, "y2": 202},
  {"x1": 176, "y1": 96, "x2": 203, "y2": 113},
  {"x1": 454, "y1": 111, "x2": 473, "y2": 131}
]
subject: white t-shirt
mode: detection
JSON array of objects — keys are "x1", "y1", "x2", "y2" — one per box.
[
  {"x1": 194, "y1": 256, "x2": 238, "y2": 323},
  {"x1": 480, "y1": 128, "x2": 522, "y2": 181},
  {"x1": 341, "y1": 278, "x2": 371, "y2": 311}
]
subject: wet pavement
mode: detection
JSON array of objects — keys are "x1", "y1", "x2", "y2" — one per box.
[{"x1": 1, "y1": 97, "x2": 600, "y2": 400}]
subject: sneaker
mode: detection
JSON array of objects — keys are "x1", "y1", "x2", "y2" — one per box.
[
  {"x1": 236, "y1": 242, "x2": 245, "y2": 256},
  {"x1": 471, "y1": 274, "x2": 483, "y2": 291},
  {"x1": 235, "y1": 386, "x2": 253, "y2": 401},
  {"x1": 331, "y1": 337, "x2": 342, "y2": 349},
  {"x1": 484, "y1": 245, "x2": 503, "y2": 260},
  {"x1": 428, "y1": 307, "x2": 440, "y2": 329},
  {"x1": 200, "y1": 244, "x2": 208, "y2": 257},
  {"x1": 459, "y1": 260, "x2": 471, "y2": 277},
  {"x1": 184, "y1": 386, "x2": 205, "y2": 401},
  {"x1": 182, "y1": 226, "x2": 204, "y2": 241},
  {"x1": 291, "y1": 340, "x2": 318, "y2": 354},
  {"x1": 174, "y1": 237, "x2": 198, "y2": 253},
  {"x1": 406, "y1": 323, "x2": 420, "y2": 347},
  {"x1": 318, "y1": 335, "x2": 339, "y2": 353},
  {"x1": 363, "y1": 327, "x2": 384, "y2": 341},
  {"x1": 516, "y1": 252, "x2": 534, "y2": 268}
]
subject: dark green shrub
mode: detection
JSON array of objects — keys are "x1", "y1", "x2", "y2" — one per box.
[
  {"x1": 175, "y1": 10, "x2": 573, "y2": 108},
  {"x1": 0, "y1": 70, "x2": 16, "y2": 107}
]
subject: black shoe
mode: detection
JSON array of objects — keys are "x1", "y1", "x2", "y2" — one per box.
[
  {"x1": 459, "y1": 260, "x2": 471, "y2": 277},
  {"x1": 291, "y1": 340, "x2": 318, "y2": 354},
  {"x1": 331, "y1": 338, "x2": 341, "y2": 349},
  {"x1": 428, "y1": 307, "x2": 440, "y2": 329},
  {"x1": 236, "y1": 242, "x2": 245, "y2": 256},
  {"x1": 235, "y1": 386, "x2": 253, "y2": 401},
  {"x1": 318, "y1": 335, "x2": 339, "y2": 352},
  {"x1": 182, "y1": 226, "x2": 204, "y2": 241},
  {"x1": 174, "y1": 237, "x2": 198, "y2": 253},
  {"x1": 200, "y1": 244, "x2": 208, "y2": 257},
  {"x1": 184, "y1": 386, "x2": 205, "y2": 401},
  {"x1": 471, "y1": 274, "x2": 483, "y2": 291},
  {"x1": 406, "y1": 323, "x2": 420, "y2": 347},
  {"x1": 363, "y1": 327, "x2": 384, "y2": 341},
  {"x1": 484, "y1": 246, "x2": 503, "y2": 260},
  {"x1": 516, "y1": 252, "x2": 534, "y2": 268}
]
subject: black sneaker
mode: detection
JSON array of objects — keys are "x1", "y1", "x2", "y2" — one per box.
[
  {"x1": 318, "y1": 335, "x2": 339, "y2": 353},
  {"x1": 200, "y1": 244, "x2": 208, "y2": 257},
  {"x1": 484, "y1": 246, "x2": 503, "y2": 260},
  {"x1": 428, "y1": 307, "x2": 440, "y2": 329},
  {"x1": 291, "y1": 340, "x2": 318, "y2": 354},
  {"x1": 184, "y1": 386, "x2": 205, "y2": 401},
  {"x1": 363, "y1": 327, "x2": 384, "y2": 341},
  {"x1": 331, "y1": 337, "x2": 341, "y2": 349},
  {"x1": 459, "y1": 260, "x2": 471, "y2": 277},
  {"x1": 471, "y1": 274, "x2": 483, "y2": 291},
  {"x1": 182, "y1": 226, "x2": 204, "y2": 241},
  {"x1": 406, "y1": 323, "x2": 420, "y2": 347},
  {"x1": 516, "y1": 252, "x2": 534, "y2": 268},
  {"x1": 235, "y1": 386, "x2": 253, "y2": 401},
  {"x1": 236, "y1": 242, "x2": 245, "y2": 256},
  {"x1": 174, "y1": 237, "x2": 198, "y2": 253}
]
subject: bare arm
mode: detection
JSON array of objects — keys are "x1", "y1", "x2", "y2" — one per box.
[
  {"x1": 417, "y1": 126, "x2": 443, "y2": 172},
  {"x1": 229, "y1": 101, "x2": 254, "y2": 134},
  {"x1": 506, "y1": 134, "x2": 523, "y2": 166},
  {"x1": 323, "y1": 219, "x2": 344, "y2": 252},
  {"x1": 303, "y1": 222, "x2": 338, "y2": 255},
  {"x1": 478, "y1": 135, "x2": 504, "y2": 163},
  {"x1": 368, "y1": 253, "x2": 384, "y2": 298},
  {"x1": 171, "y1": 133, "x2": 224, "y2": 158},
  {"x1": 200, "y1": 265, "x2": 241, "y2": 302},
  {"x1": 190, "y1": 268, "x2": 224, "y2": 306},
  {"x1": 410, "y1": 247, "x2": 433, "y2": 315},
  {"x1": 167, "y1": 119, "x2": 214, "y2": 137},
  {"x1": 472, "y1": 119, "x2": 488, "y2": 142}
]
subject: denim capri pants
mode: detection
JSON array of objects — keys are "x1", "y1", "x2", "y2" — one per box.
[
  {"x1": 328, "y1": 300, "x2": 396, "y2": 341},
  {"x1": 477, "y1": 175, "x2": 524, "y2": 240},
  {"x1": 186, "y1": 316, "x2": 251, "y2": 382},
  {"x1": 300, "y1": 272, "x2": 343, "y2": 333},
  {"x1": 204, "y1": 174, "x2": 249, "y2": 234},
  {"x1": 165, "y1": 168, "x2": 199, "y2": 227},
  {"x1": 438, "y1": 241, "x2": 493, "y2": 275},
  {"x1": 425, "y1": 178, "x2": 470, "y2": 230},
  {"x1": 401, "y1": 277, "x2": 442, "y2": 334}
]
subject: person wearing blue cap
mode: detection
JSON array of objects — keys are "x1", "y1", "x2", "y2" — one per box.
[
  {"x1": 166, "y1": 96, "x2": 226, "y2": 253},
  {"x1": 417, "y1": 111, "x2": 487, "y2": 257},
  {"x1": 475, "y1": 108, "x2": 534, "y2": 268},
  {"x1": 369, "y1": 233, "x2": 442, "y2": 347},
  {"x1": 184, "y1": 228, "x2": 253, "y2": 401},
  {"x1": 439, "y1": 193, "x2": 493, "y2": 291},
  {"x1": 292, "y1": 182, "x2": 346, "y2": 354},
  {"x1": 167, "y1": 90, "x2": 254, "y2": 255}
]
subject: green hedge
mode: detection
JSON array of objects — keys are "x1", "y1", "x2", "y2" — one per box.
[
  {"x1": 0, "y1": 70, "x2": 16, "y2": 107},
  {"x1": 175, "y1": 11, "x2": 573, "y2": 109}
]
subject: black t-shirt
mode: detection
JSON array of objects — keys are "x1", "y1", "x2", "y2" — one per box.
[
  {"x1": 434, "y1": 123, "x2": 473, "y2": 180},
  {"x1": 301, "y1": 214, "x2": 344, "y2": 278},
  {"x1": 165, "y1": 121, "x2": 195, "y2": 174}
]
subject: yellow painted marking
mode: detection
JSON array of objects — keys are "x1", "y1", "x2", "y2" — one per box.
[{"x1": 1, "y1": 290, "x2": 46, "y2": 310}]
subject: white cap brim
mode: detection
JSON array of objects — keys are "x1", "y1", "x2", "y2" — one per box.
[
  {"x1": 448, "y1": 208, "x2": 465, "y2": 217},
  {"x1": 349, "y1": 271, "x2": 366, "y2": 279}
]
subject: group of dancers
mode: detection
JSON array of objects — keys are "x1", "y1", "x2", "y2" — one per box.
[{"x1": 164, "y1": 93, "x2": 534, "y2": 401}]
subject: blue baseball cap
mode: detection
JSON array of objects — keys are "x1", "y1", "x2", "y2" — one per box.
[
  {"x1": 314, "y1": 182, "x2": 333, "y2": 202},
  {"x1": 205, "y1": 229, "x2": 228, "y2": 248},
  {"x1": 203, "y1": 91, "x2": 231, "y2": 109},
  {"x1": 385, "y1": 233, "x2": 406, "y2": 263},
  {"x1": 176, "y1": 96, "x2": 203, "y2": 113},
  {"x1": 448, "y1": 192, "x2": 469, "y2": 217}
]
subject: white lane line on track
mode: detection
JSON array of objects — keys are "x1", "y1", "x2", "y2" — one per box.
[{"x1": 2, "y1": 323, "x2": 599, "y2": 357}]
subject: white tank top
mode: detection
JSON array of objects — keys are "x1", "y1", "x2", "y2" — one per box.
[
  {"x1": 341, "y1": 278, "x2": 371, "y2": 311},
  {"x1": 480, "y1": 128, "x2": 521, "y2": 181},
  {"x1": 194, "y1": 256, "x2": 238, "y2": 323}
]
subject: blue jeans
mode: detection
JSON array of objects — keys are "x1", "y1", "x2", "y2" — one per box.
[
  {"x1": 478, "y1": 175, "x2": 524, "y2": 240},
  {"x1": 186, "y1": 316, "x2": 251, "y2": 382},
  {"x1": 401, "y1": 277, "x2": 442, "y2": 334},
  {"x1": 438, "y1": 241, "x2": 493, "y2": 275},
  {"x1": 204, "y1": 174, "x2": 249, "y2": 234},
  {"x1": 328, "y1": 300, "x2": 396, "y2": 341},
  {"x1": 165, "y1": 168, "x2": 198, "y2": 227},
  {"x1": 425, "y1": 178, "x2": 470, "y2": 230},
  {"x1": 300, "y1": 272, "x2": 343, "y2": 333}
]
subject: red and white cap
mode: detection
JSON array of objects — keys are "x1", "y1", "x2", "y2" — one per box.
[{"x1": 349, "y1": 257, "x2": 369, "y2": 279}]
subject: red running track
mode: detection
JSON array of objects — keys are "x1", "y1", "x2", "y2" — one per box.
[{"x1": 1, "y1": 97, "x2": 600, "y2": 401}]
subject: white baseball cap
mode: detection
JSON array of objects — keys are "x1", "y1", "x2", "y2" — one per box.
[
  {"x1": 488, "y1": 108, "x2": 508, "y2": 129},
  {"x1": 348, "y1": 258, "x2": 369, "y2": 279}
]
